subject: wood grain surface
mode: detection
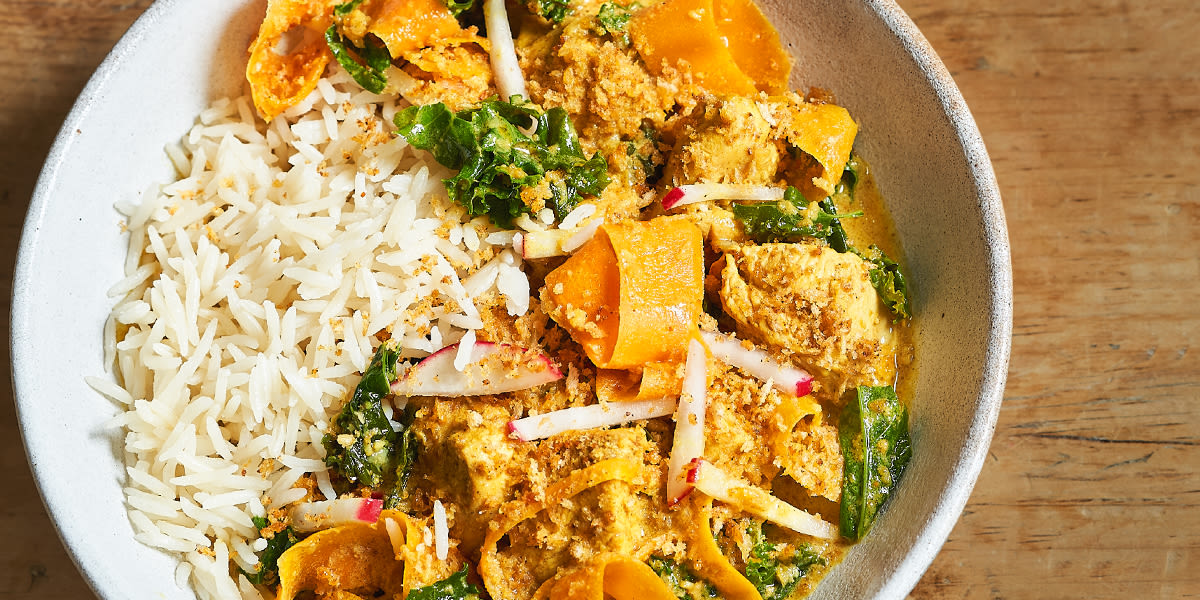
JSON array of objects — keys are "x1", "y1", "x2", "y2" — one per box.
[{"x1": 1, "y1": 0, "x2": 1197, "y2": 598}]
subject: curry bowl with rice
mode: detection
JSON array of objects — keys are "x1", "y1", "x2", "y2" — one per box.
[{"x1": 12, "y1": 0, "x2": 1011, "y2": 599}]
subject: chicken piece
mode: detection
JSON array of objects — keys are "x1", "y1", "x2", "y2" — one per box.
[
  {"x1": 409, "y1": 398, "x2": 527, "y2": 550},
  {"x1": 718, "y1": 242, "x2": 895, "y2": 400},
  {"x1": 774, "y1": 416, "x2": 842, "y2": 501},
  {"x1": 662, "y1": 95, "x2": 780, "y2": 186},
  {"x1": 493, "y1": 428, "x2": 666, "y2": 600}
]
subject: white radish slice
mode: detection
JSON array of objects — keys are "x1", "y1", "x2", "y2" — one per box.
[
  {"x1": 517, "y1": 218, "x2": 602, "y2": 259},
  {"x1": 433, "y1": 499, "x2": 449, "y2": 560},
  {"x1": 688, "y1": 458, "x2": 838, "y2": 539},
  {"x1": 666, "y1": 338, "x2": 708, "y2": 506},
  {"x1": 661, "y1": 184, "x2": 785, "y2": 210},
  {"x1": 289, "y1": 498, "x2": 383, "y2": 533},
  {"x1": 700, "y1": 330, "x2": 814, "y2": 397},
  {"x1": 391, "y1": 341, "x2": 563, "y2": 397},
  {"x1": 484, "y1": 0, "x2": 527, "y2": 100},
  {"x1": 508, "y1": 397, "x2": 677, "y2": 441}
]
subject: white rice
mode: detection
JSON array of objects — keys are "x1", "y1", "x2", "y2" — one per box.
[{"x1": 95, "y1": 66, "x2": 530, "y2": 598}]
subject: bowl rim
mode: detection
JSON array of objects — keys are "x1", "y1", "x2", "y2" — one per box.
[{"x1": 11, "y1": 0, "x2": 1012, "y2": 598}]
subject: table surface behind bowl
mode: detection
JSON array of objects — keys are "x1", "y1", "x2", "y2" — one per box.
[{"x1": 2, "y1": 0, "x2": 1197, "y2": 597}]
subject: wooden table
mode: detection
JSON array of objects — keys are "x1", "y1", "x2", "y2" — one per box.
[{"x1": 1, "y1": 0, "x2": 1196, "y2": 597}]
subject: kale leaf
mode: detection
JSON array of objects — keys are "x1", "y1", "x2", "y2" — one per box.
[
  {"x1": 536, "y1": 0, "x2": 572, "y2": 22},
  {"x1": 839, "y1": 385, "x2": 912, "y2": 541},
  {"x1": 731, "y1": 186, "x2": 862, "y2": 244},
  {"x1": 649, "y1": 556, "x2": 719, "y2": 600},
  {"x1": 324, "y1": 25, "x2": 392, "y2": 94},
  {"x1": 241, "y1": 516, "x2": 298, "y2": 586},
  {"x1": 444, "y1": 0, "x2": 477, "y2": 17},
  {"x1": 394, "y1": 97, "x2": 609, "y2": 228},
  {"x1": 743, "y1": 521, "x2": 824, "y2": 600},
  {"x1": 408, "y1": 565, "x2": 482, "y2": 600},
  {"x1": 597, "y1": 2, "x2": 637, "y2": 44},
  {"x1": 323, "y1": 342, "x2": 415, "y2": 504},
  {"x1": 855, "y1": 245, "x2": 911, "y2": 320}
]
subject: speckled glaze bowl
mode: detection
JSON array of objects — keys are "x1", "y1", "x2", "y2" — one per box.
[{"x1": 12, "y1": 0, "x2": 1011, "y2": 598}]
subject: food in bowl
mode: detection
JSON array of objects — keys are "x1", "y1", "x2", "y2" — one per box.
[{"x1": 98, "y1": 0, "x2": 915, "y2": 598}]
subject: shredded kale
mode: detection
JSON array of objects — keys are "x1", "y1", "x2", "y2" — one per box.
[
  {"x1": 334, "y1": 0, "x2": 366, "y2": 16},
  {"x1": 324, "y1": 25, "x2": 392, "y2": 94},
  {"x1": 855, "y1": 245, "x2": 911, "y2": 320},
  {"x1": 743, "y1": 521, "x2": 824, "y2": 600},
  {"x1": 839, "y1": 385, "x2": 912, "y2": 541},
  {"x1": 408, "y1": 565, "x2": 482, "y2": 600},
  {"x1": 322, "y1": 342, "x2": 415, "y2": 505},
  {"x1": 241, "y1": 516, "x2": 299, "y2": 586},
  {"x1": 536, "y1": 0, "x2": 572, "y2": 22},
  {"x1": 731, "y1": 186, "x2": 862, "y2": 245},
  {"x1": 836, "y1": 153, "x2": 863, "y2": 200},
  {"x1": 649, "y1": 556, "x2": 719, "y2": 600},
  {"x1": 443, "y1": 0, "x2": 477, "y2": 17},
  {"x1": 596, "y1": 2, "x2": 638, "y2": 44},
  {"x1": 394, "y1": 97, "x2": 610, "y2": 228}
]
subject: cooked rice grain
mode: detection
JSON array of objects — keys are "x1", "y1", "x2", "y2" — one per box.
[{"x1": 96, "y1": 67, "x2": 527, "y2": 598}]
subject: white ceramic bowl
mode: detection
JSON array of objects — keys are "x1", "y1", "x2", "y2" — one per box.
[{"x1": 12, "y1": 0, "x2": 1012, "y2": 598}]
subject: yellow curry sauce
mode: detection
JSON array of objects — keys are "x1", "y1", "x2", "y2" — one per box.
[{"x1": 242, "y1": 0, "x2": 915, "y2": 598}]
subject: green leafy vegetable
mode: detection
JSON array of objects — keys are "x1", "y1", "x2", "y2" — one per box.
[
  {"x1": 649, "y1": 556, "x2": 719, "y2": 600},
  {"x1": 394, "y1": 97, "x2": 610, "y2": 228},
  {"x1": 839, "y1": 385, "x2": 912, "y2": 541},
  {"x1": 334, "y1": 0, "x2": 366, "y2": 16},
  {"x1": 324, "y1": 25, "x2": 392, "y2": 94},
  {"x1": 731, "y1": 186, "x2": 862, "y2": 244},
  {"x1": 241, "y1": 516, "x2": 298, "y2": 586},
  {"x1": 444, "y1": 0, "x2": 477, "y2": 17},
  {"x1": 743, "y1": 521, "x2": 825, "y2": 600},
  {"x1": 535, "y1": 0, "x2": 571, "y2": 22},
  {"x1": 323, "y1": 342, "x2": 415, "y2": 504},
  {"x1": 408, "y1": 565, "x2": 482, "y2": 600},
  {"x1": 855, "y1": 245, "x2": 910, "y2": 320},
  {"x1": 836, "y1": 153, "x2": 863, "y2": 199},
  {"x1": 597, "y1": 2, "x2": 638, "y2": 44}
]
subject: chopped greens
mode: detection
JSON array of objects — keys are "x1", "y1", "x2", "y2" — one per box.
[
  {"x1": 333, "y1": 0, "x2": 366, "y2": 16},
  {"x1": 323, "y1": 342, "x2": 415, "y2": 506},
  {"x1": 597, "y1": 2, "x2": 638, "y2": 44},
  {"x1": 649, "y1": 556, "x2": 720, "y2": 600},
  {"x1": 731, "y1": 186, "x2": 862, "y2": 244},
  {"x1": 324, "y1": 25, "x2": 392, "y2": 94},
  {"x1": 408, "y1": 565, "x2": 482, "y2": 600},
  {"x1": 241, "y1": 516, "x2": 298, "y2": 586},
  {"x1": 836, "y1": 153, "x2": 863, "y2": 200},
  {"x1": 394, "y1": 97, "x2": 610, "y2": 228},
  {"x1": 839, "y1": 385, "x2": 912, "y2": 541},
  {"x1": 444, "y1": 0, "x2": 477, "y2": 17},
  {"x1": 743, "y1": 521, "x2": 825, "y2": 600},
  {"x1": 535, "y1": 0, "x2": 572, "y2": 22},
  {"x1": 855, "y1": 245, "x2": 911, "y2": 320}
]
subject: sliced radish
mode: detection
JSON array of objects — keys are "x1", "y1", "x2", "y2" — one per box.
[
  {"x1": 666, "y1": 338, "x2": 708, "y2": 506},
  {"x1": 508, "y1": 397, "x2": 677, "y2": 441},
  {"x1": 391, "y1": 341, "x2": 563, "y2": 397},
  {"x1": 484, "y1": 0, "x2": 527, "y2": 100},
  {"x1": 661, "y1": 184, "x2": 785, "y2": 210},
  {"x1": 289, "y1": 498, "x2": 383, "y2": 533},
  {"x1": 433, "y1": 499, "x2": 449, "y2": 560},
  {"x1": 688, "y1": 459, "x2": 837, "y2": 539},
  {"x1": 700, "y1": 330, "x2": 813, "y2": 397},
  {"x1": 518, "y1": 219, "x2": 602, "y2": 259}
]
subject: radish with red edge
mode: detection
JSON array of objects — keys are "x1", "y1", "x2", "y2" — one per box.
[
  {"x1": 508, "y1": 397, "x2": 677, "y2": 441},
  {"x1": 700, "y1": 330, "x2": 814, "y2": 397},
  {"x1": 688, "y1": 458, "x2": 837, "y2": 539},
  {"x1": 391, "y1": 341, "x2": 562, "y2": 397},
  {"x1": 661, "y1": 184, "x2": 785, "y2": 210},
  {"x1": 289, "y1": 498, "x2": 383, "y2": 533},
  {"x1": 666, "y1": 338, "x2": 708, "y2": 506}
]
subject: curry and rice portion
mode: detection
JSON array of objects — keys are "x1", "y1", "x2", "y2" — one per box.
[{"x1": 100, "y1": 0, "x2": 915, "y2": 598}]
